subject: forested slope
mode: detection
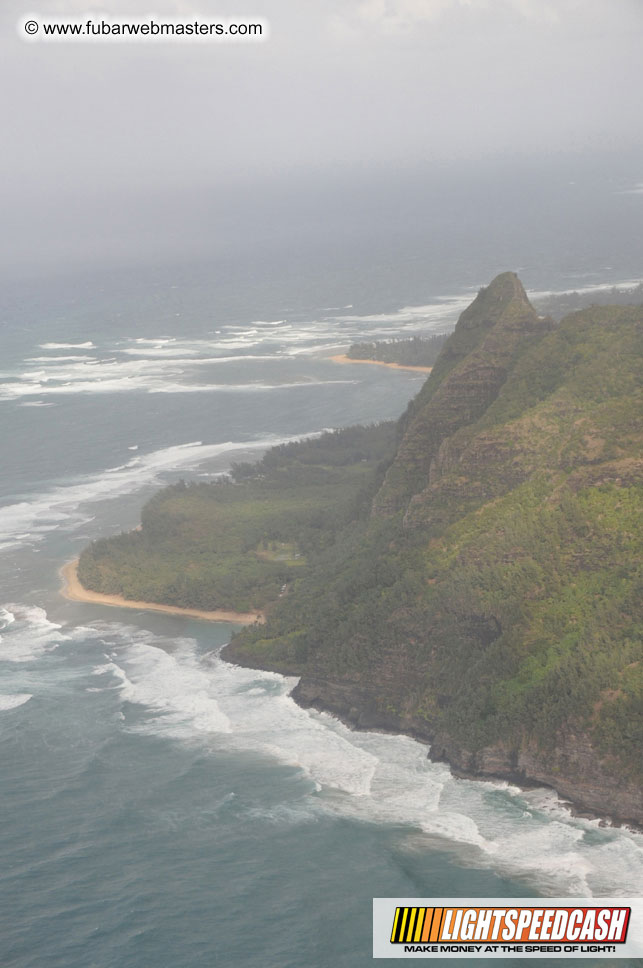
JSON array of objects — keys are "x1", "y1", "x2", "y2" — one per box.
[
  {"x1": 229, "y1": 274, "x2": 643, "y2": 824},
  {"x1": 78, "y1": 272, "x2": 642, "y2": 823}
]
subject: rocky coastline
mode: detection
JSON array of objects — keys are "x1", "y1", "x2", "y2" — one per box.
[{"x1": 222, "y1": 658, "x2": 642, "y2": 830}]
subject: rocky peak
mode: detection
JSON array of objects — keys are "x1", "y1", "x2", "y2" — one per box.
[{"x1": 371, "y1": 273, "x2": 554, "y2": 518}]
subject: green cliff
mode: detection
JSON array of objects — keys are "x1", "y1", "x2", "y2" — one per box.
[
  {"x1": 229, "y1": 274, "x2": 643, "y2": 825},
  {"x1": 78, "y1": 273, "x2": 643, "y2": 824}
]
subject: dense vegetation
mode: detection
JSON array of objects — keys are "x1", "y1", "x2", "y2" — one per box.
[
  {"x1": 78, "y1": 423, "x2": 396, "y2": 613},
  {"x1": 346, "y1": 333, "x2": 448, "y2": 367},
  {"x1": 78, "y1": 273, "x2": 642, "y2": 819},
  {"x1": 532, "y1": 282, "x2": 643, "y2": 321},
  {"x1": 231, "y1": 277, "x2": 643, "y2": 803}
]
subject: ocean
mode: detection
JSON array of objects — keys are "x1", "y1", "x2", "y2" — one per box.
[{"x1": 1, "y1": 160, "x2": 642, "y2": 967}]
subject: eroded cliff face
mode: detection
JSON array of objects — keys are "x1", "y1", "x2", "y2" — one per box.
[
  {"x1": 227, "y1": 275, "x2": 643, "y2": 826},
  {"x1": 292, "y1": 678, "x2": 643, "y2": 828},
  {"x1": 430, "y1": 728, "x2": 643, "y2": 828},
  {"x1": 372, "y1": 273, "x2": 554, "y2": 518}
]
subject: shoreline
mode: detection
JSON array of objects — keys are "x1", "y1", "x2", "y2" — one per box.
[
  {"x1": 59, "y1": 560, "x2": 265, "y2": 626},
  {"x1": 59, "y1": 560, "x2": 638, "y2": 829},
  {"x1": 58, "y1": 557, "x2": 640, "y2": 830},
  {"x1": 329, "y1": 354, "x2": 433, "y2": 373},
  {"x1": 222, "y1": 647, "x2": 643, "y2": 832},
  {"x1": 290, "y1": 679, "x2": 643, "y2": 832}
]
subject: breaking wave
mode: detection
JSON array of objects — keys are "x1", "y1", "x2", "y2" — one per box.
[
  {"x1": 0, "y1": 605, "x2": 68, "y2": 663},
  {"x1": 0, "y1": 693, "x2": 32, "y2": 711},
  {"x1": 39, "y1": 341, "x2": 96, "y2": 349},
  {"x1": 92, "y1": 624, "x2": 643, "y2": 898},
  {"x1": 0, "y1": 434, "x2": 317, "y2": 553}
]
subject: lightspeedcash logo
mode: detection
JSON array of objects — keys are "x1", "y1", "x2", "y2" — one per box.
[
  {"x1": 373, "y1": 898, "x2": 643, "y2": 959},
  {"x1": 391, "y1": 905, "x2": 629, "y2": 945}
]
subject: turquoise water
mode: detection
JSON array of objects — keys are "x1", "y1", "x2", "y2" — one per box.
[{"x1": 2, "y1": 165, "x2": 642, "y2": 967}]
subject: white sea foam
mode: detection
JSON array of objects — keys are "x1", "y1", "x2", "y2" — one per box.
[
  {"x1": 6, "y1": 300, "x2": 462, "y2": 404},
  {"x1": 120, "y1": 348, "x2": 280, "y2": 360},
  {"x1": 12, "y1": 279, "x2": 639, "y2": 404},
  {"x1": 93, "y1": 636, "x2": 232, "y2": 737},
  {"x1": 101, "y1": 631, "x2": 376, "y2": 793},
  {"x1": 529, "y1": 278, "x2": 643, "y2": 301},
  {"x1": 39, "y1": 341, "x2": 95, "y2": 349},
  {"x1": 615, "y1": 183, "x2": 643, "y2": 196},
  {"x1": 18, "y1": 401, "x2": 57, "y2": 408},
  {"x1": 2, "y1": 300, "x2": 465, "y2": 404},
  {"x1": 149, "y1": 380, "x2": 356, "y2": 394},
  {"x1": 92, "y1": 625, "x2": 643, "y2": 897},
  {"x1": 120, "y1": 346, "x2": 200, "y2": 357},
  {"x1": 0, "y1": 605, "x2": 67, "y2": 662},
  {"x1": 0, "y1": 434, "x2": 314, "y2": 553},
  {"x1": 132, "y1": 337, "x2": 176, "y2": 344},
  {"x1": 0, "y1": 347, "x2": 353, "y2": 398},
  {"x1": 0, "y1": 693, "x2": 32, "y2": 710},
  {"x1": 331, "y1": 296, "x2": 470, "y2": 329},
  {"x1": 0, "y1": 608, "x2": 16, "y2": 629},
  {"x1": 26, "y1": 356, "x2": 96, "y2": 362}
]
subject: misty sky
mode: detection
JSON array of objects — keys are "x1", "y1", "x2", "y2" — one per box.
[{"x1": 2, "y1": 0, "x2": 643, "y2": 275}]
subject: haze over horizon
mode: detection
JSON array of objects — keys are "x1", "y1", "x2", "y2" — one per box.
[{"x1": 2, "y1": 0, "x2": 643, "y2": 275}]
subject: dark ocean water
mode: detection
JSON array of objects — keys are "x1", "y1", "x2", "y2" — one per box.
[{"x1": 1, "y1": 161, "x2": 642, "y2": 967}]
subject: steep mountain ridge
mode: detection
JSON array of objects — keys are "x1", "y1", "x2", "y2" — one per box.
[
  {"x1": 75, "y1": 272, "x2": 642, "y2": 824},
  {"x1": 372, "y1": 272, "x2": 554, "y2": 517},
  {"x1": 230, "y1": 277, "x2": 643, "y2": 825}
]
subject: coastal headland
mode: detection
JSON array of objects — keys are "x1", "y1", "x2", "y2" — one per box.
[{"x1": 71, "y1": 274, "x2": 643, "y2": 827}]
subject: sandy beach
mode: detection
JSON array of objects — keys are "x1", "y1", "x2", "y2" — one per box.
[
  {"x1": 329, "y1": 354, "x2": 433, "y2": 373},
  {"x1": 60, "y1": 560, "x2": 265, "y2": 625}
]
